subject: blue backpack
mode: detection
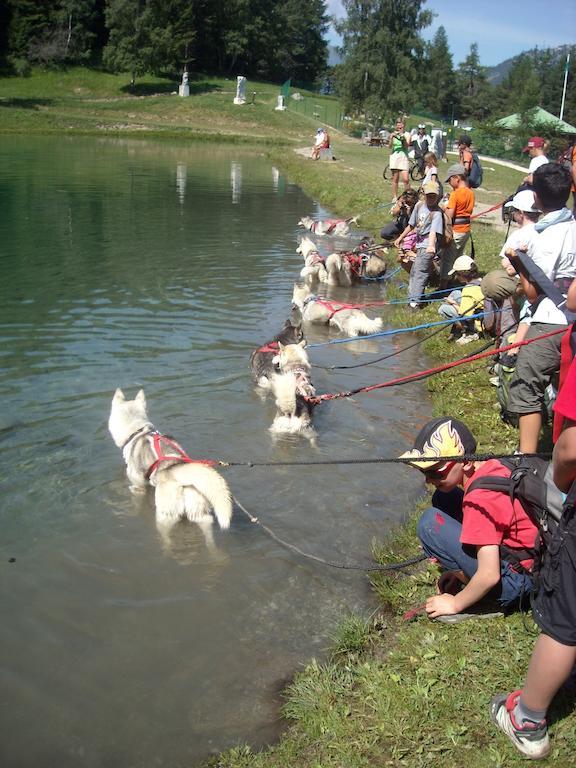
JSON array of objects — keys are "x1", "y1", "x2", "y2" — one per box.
[{"x1": 468, "y1": 151, "x2": 483, "y2": 188}]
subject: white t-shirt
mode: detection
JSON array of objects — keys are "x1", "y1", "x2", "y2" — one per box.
[
  {"x1": 528, "y1": 155, "x2": 549, "y2": 174},
  {"x1": 422, "y1": 165, "x2": 438, "y2": 185},
  {"x1": 526, "y1": 215, "x2": 576, "y2": 324}
]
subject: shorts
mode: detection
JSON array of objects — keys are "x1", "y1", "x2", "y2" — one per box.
[
  {"x1": 389, "y1": 152, "x2": 409, "y2": 172},
  {"x1": 507, "y1": 323, "x2": 563, "y2": 415},
  {"x1": 532, "y1": 504, "x2": 576, "y2": 645}
]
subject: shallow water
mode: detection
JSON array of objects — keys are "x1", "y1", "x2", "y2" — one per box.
[{"x1": 0, "y1": 136, "x2": 431, "y2": 766}]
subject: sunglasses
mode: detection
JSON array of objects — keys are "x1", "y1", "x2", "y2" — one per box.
[{"x1": 419, "y1": 460, "x2": 456, "y2": 481}]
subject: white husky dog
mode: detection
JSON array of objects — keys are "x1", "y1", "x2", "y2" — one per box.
[
  {"x1": 298, "y1": 216, "x2": 358, "y2": 237},
  {"x1": 108, "y1": 389, "x2": 232, "y2": 547},
  {"x1": 269, "y1": 342, "x2": 316, "y2": 438},
  {"x1": 296, "y1": 236, "x2": 328, "y2": 285},
  {"x1": 325, "y1": 248, "x2": 388, "y2": 286},
  {"x1": 291, "y1": 283, "x2": 383, "y2": 337}
]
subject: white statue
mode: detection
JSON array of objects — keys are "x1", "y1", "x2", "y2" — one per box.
[
  {"x1": 275, "y1": 94, "x2": 286, "y2": 111},
  {"x1": 234, "y1": 76, "x2": 247, "y2": 105},
  {"x1": 179, "y1": 69, "x2": 189, "y2": 98}
]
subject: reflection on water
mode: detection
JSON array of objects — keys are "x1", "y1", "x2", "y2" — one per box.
[{"x1": 0, "y1": 136, "x2": 430, "y2": 767}]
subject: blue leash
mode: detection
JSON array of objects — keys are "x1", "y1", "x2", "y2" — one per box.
[{"x1": 308, "y1": 309, "x2": 502, "y2": 348}]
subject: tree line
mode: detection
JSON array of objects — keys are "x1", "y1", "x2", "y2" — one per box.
[
  {"x1": 1, "y1": 0, "x2": 573, "y2": 129},
  {"x1": 0, "y1": 0, "x2": 329, "y2": 85},
  {"x1": 335, "y1": 0, "x2": 575, "y2": 129}
]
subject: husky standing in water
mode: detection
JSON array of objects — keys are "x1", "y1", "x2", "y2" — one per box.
[
  {"x1": 298, "y1": 216, "x2": 358, "y2": 237},
  {"x1": 250, "y1": 319, "x2": 304, "y2": 390},
  {"x1": 296, "y1": 236, "x2": 328, "y2": 285},
  {"x1": 291, "y1": 283, "x2": 383, "y2": 337},
  {"x1": 269, "y1": 341, "x2": 316, "y2": 439},
  {"x1": 108, "y1": 389, "x2": 232, "y2": 549}
]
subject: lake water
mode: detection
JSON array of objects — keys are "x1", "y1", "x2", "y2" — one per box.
[{"x1": 0, "y1": 136, "x2": 431, "y2": 766}]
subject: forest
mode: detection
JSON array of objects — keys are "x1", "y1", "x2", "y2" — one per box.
[{"x1": 1, "y1": 0, "x2": 574, "y2": 127}]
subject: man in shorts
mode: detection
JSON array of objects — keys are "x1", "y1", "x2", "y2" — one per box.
[
  {"x1": 491, "y1": 282, "x2": 576, "y2": 759},
  {"x1": 507, "y1": 164, "x2": 576, "y2": 453},
  {"x1": 388, "y1": 118, "x2": 411, "y2": 202}
]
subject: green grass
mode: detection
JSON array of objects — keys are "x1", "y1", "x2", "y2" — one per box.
[{"x1": 2, "y1": 68, "x2": 572, "y2": 766}]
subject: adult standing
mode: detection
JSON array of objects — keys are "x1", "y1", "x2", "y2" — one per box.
[
  {"x1": 440, "y1": 163, "x2": 475, "y2": 285},
  {"x1": 411, "y1": 124, "x2": 431, "y2": 174},
  {"x1": 388, "y1": 118, "x2": 411, "y2": 202},
  {"x1": 506, "y1": 164, "x2": 576, "y2": 454},
  {"x1": 522, "y1": 137, "x2": 549, "y2": 185},
  {"x1": 458, "y1": 135, "x2": 474, "y2": 178}
]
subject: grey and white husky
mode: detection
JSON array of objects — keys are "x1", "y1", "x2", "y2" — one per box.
[
  {"x1": 269, "y1": 342, "x2": 316, "y2": 438},
  {"x1": 108, "y1": 389, "x2": 232, "y2": 547},
  {"x1": 250, "y1": 319, "x2": 304, "y2": 390}
]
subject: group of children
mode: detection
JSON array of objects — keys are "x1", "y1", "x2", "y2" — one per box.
[{"x1": 385, "y1": 155, "x2": 576, "y2": 758}]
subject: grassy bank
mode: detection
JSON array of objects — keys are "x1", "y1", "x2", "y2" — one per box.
[{"x1": 3, "y1": 70, "x2": 573, "y2": 766}]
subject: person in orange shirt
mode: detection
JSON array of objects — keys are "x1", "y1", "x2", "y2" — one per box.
[{"x1": 440, "y1": 163, "x2": 475, "y2": 286}]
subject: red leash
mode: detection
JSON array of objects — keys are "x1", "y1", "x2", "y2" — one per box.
[
  {"x1": 305, "y1": 326, "x2": 567, "y2": 406},
  {"x1": 470, "y1": 200, "x2": 505, "y2": 220}
]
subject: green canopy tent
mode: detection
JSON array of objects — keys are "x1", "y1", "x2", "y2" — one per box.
[{"x1": 495, "y1": 107, "x2": 576, "y2": 134}]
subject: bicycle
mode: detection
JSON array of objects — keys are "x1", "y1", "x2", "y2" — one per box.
[{"x1": 383, "y1": 157, "x2": 425, "y2": 183}]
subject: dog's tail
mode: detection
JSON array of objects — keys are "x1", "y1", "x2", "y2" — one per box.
[
  {"x1": 344, "y1": 313, "x2": 383, "y2": 337},
  {"x1": 364, "y1": 254, "x2": 387, "y2": 278},
  {"x1": 159, "y1": 464, "x2": 233, "y2": 530},
  {"x1": 346, "y1": 215, "x2": 359, "y2": 226}
]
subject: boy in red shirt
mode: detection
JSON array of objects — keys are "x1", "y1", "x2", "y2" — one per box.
[{"x1": 401, "y1": 417, "x2": 538, "y2": 621}]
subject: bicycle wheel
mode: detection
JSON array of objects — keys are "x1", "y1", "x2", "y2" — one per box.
[
  {"x1": 410, "y1": 162, "x2": 425, "y2": 182},
  {"x1": 382, "y1": 163, "x2": 391, "y2": 181}
]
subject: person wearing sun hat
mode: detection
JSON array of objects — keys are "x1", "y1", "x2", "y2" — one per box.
[
  {"x1": 400, "y1": 417, "x2": 538, "y2": 622},
  {"x1": 438, "y1": 254, "x2": 484, "y2": 344},
  {"x1": 394, "y1": 180, "x2": 443, "y2": 307},
  {"x1": 522, "y1": 136, "x2": 549, "y2": 185}
]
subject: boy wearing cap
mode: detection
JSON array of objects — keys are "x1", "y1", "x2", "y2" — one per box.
[
  {"x1": 394, "y1": 181, "x2": 444, "y2": 307},
  {"x1": 401, "y1": 417, "x2": 538, "y2": 621},
  {"x1": 522, "y1": 137, "x2": 549, "y2": 185},
  {"x1": 441, "y1": 164, "x2": 475, "y2": 285},
  {"x1": 438, "y1": 255, "x2": 483, "y2": 344}
]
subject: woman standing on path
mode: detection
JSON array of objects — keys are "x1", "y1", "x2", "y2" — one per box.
[{"x1": 388, "y1": 119, "x2": 411, "y2": 202}]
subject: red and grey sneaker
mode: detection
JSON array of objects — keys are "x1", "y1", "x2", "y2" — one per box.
[{"x1": 491, "y1": 690, "x2": 550, "y2": 759}]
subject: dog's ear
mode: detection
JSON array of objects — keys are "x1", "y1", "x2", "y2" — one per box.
[
  {"x1": 277, "y1": 342, "x2": 284, "y2": 353},
  {"x1": 298, "y1": 340, "x2": 307, "y2": 349},
  {"x1": 135, "y1": 389, "x2": 146, "y2": 406},
  {"x1": 112, "y1": 388, "x2": 125, "y2": 402}
]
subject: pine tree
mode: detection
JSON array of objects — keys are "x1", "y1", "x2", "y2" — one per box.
[
  {"x1": 421, "y1": 25, "x2": 457, "y2": 118},
  {"x1": 456, "y1": 43, "x2": 493, "y2": 121},
  {"x1": 334, "y1": 0, "x2": 432, "y2": 123}
]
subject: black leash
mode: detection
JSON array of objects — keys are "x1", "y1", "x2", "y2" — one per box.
[{"x1": 233, "y1": 496, "x2": 426, "y2": 572}]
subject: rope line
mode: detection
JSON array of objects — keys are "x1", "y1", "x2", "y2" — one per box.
[
  {"x1": 306, "y1": 325, "x2": 566, "y2": 404},
  {"x1": 307, "y1": 309, "x2": 500, "y2": 349},
  {"x1": 233, "y1": 495, "x2": 427, "y2": 572},
  {"x1": 470, "y1": 200, "x2": 505, "y2": 220}
]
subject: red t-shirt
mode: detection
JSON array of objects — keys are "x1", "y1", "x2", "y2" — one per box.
[
  {"x1": 461, "y1": 460, "x2": 539, "y2": 570},
  {"x1": 554, "y1": 355, "x2": 576, "y2": 422}
]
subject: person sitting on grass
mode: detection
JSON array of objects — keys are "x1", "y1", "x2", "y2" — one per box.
[
  {"x1": 400, "y1": 417, "x2": 539, "y2": 623},
  {"x1": 311, "y1": 127, "x2": 330, "y2": 160},
  {"x1": 394, "y1": 181, "x2": 444, "y2": 308},
  {"x1": 379, "y1": 188, "x2": 419, "y2": 243},
  {"x1": 438, "y1": 255, "x2": 483, "y2": 344},
  {"x1": 491, "y1": 280, "x2": 576, "y2": 760}
]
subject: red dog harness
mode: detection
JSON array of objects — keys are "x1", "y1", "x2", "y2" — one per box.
[
  {"x1": 256, "y1": 340, "x2": 280, "y2": 354},
  {"x1": 145, "y1": 432, "x2": 217, "y2": 480},
  {"x1": 310, "y1": 219, "x2": 344, "y2": 235}
]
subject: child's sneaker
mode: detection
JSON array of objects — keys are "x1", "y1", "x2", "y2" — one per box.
[
  {"x1": 456, "y1": 333, "x2": 479, "y2": 345},
  {"x1": 490, "y1": 691, "x2": 550, "y2": 759}
]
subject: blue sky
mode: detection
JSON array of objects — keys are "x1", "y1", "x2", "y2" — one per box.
[{"x1": 325, "y1": 0, "x2": 576, "y2": 66}]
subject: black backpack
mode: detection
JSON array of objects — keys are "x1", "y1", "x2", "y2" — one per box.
[
  {"x1": 466, "y1": 457, "x2": 568, "y2": 566},
  {"x1": 468, "y1": 151, "x2": 483, "y2": 189}
]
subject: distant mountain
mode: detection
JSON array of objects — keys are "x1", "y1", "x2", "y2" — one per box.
[{"x1": 485, "y1": 44, "x2": 572, "y2": 84}]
